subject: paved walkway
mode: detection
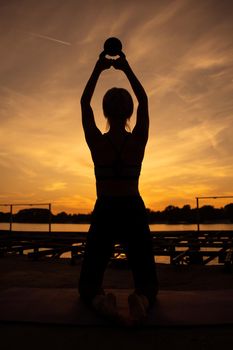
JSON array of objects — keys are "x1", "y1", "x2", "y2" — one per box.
[{"x1": 0, "y1": 287, "x2": 233, "y2": 327}]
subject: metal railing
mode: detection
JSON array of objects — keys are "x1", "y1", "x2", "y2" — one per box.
[{"x1": 0, "y1": 203, "x2": 52, "y2": 232}]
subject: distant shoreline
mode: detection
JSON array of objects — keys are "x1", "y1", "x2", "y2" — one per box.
[{"x1": 1, "y1": 204, "x2": 233, "y2": 225}]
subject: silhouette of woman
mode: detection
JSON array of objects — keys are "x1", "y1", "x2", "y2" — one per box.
[{"x1": 78, "y1": 48, "x2": 158, "y2": 322}]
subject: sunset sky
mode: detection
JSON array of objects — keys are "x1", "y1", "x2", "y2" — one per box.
[{"x1": 0, "y1": 0, "x2": 233, "y2": 214}]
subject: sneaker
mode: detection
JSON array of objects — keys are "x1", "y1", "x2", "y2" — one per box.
[{"x1": 128, "y1": 292, "x2": 149, "y2": 322}]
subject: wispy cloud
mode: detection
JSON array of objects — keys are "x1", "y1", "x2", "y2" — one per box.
[
  {"x1": 25, "y1": 31, "x2": 71, "y2": 46},
  {"x1": 43, "y1": 182, "x2": 67, "y2": 191}
]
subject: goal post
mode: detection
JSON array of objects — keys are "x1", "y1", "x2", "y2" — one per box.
[
  {"x1": 196, "y1": 196, "x2": 233, "y2": 232},
  {"x1": 0, "y1": 203, "x2": 52, "y2": 232}
]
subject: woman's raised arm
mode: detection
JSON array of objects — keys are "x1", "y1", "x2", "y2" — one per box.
[
  {"x1": 113, "y1": 55, "x2": 149, "y2": 141},
  {"x1": 81, "y1": 53, "x2": 112, "y2": 146}
]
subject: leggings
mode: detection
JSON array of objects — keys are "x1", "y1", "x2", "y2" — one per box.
[{"x1": 78, "y1": 195, "x2": 159, "y2": 307}]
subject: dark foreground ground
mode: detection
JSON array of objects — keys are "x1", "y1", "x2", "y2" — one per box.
[{"x1": 0, "y1": 255, "x2": 233, "y2": 350}]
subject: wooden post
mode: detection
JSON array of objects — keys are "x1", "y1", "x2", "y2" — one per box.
[
  {"x1": 48, "y1": 203, "x2": 52, "y2": 233},
  {"x1": 9, "y1": 204, "x2": 13, "y2": 232},
  {"x1": 196, "y1": 197, "x2": 200, "y2": 232}
]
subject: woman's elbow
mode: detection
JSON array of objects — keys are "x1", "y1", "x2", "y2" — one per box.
[
  {"x1": 137, "y1": 93, "x2": 148, "y2": 107},
  {"x1": 80, "y1": 95, "x2": 87, "y2": 106},
  {"x1": 81, "y1": 98, "x2": 92, "y2": 111}
]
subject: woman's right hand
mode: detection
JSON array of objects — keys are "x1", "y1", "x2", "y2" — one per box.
[{"x1": 112, "y1": 52, "x2": 130, "y2": 72}]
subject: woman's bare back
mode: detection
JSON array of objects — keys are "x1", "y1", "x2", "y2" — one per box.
[{"x1": 89, "y1": 131, "x2": 147, "y2": 197}]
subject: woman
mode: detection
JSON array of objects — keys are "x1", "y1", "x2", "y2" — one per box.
[{"x1": 78, "y1": 49, "x2": 158, "y2": 322}]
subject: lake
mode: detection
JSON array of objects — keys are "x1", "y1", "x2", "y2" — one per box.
[{"x1": 1, "y1": 222, "x2": 233, "y2": 232}]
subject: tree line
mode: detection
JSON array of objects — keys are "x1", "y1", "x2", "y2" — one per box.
[{"x1": 0, "y1": 203, "x2": 233, "y2": 224}]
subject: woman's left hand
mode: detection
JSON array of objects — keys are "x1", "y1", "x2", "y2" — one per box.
[{"x1": 95, "y1": 52, "x2": 113, "y2": 72}]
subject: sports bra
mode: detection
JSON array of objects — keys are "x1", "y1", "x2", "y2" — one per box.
[{"x1": 94, "y1": 133, "x2": 141, "y2": 181}]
